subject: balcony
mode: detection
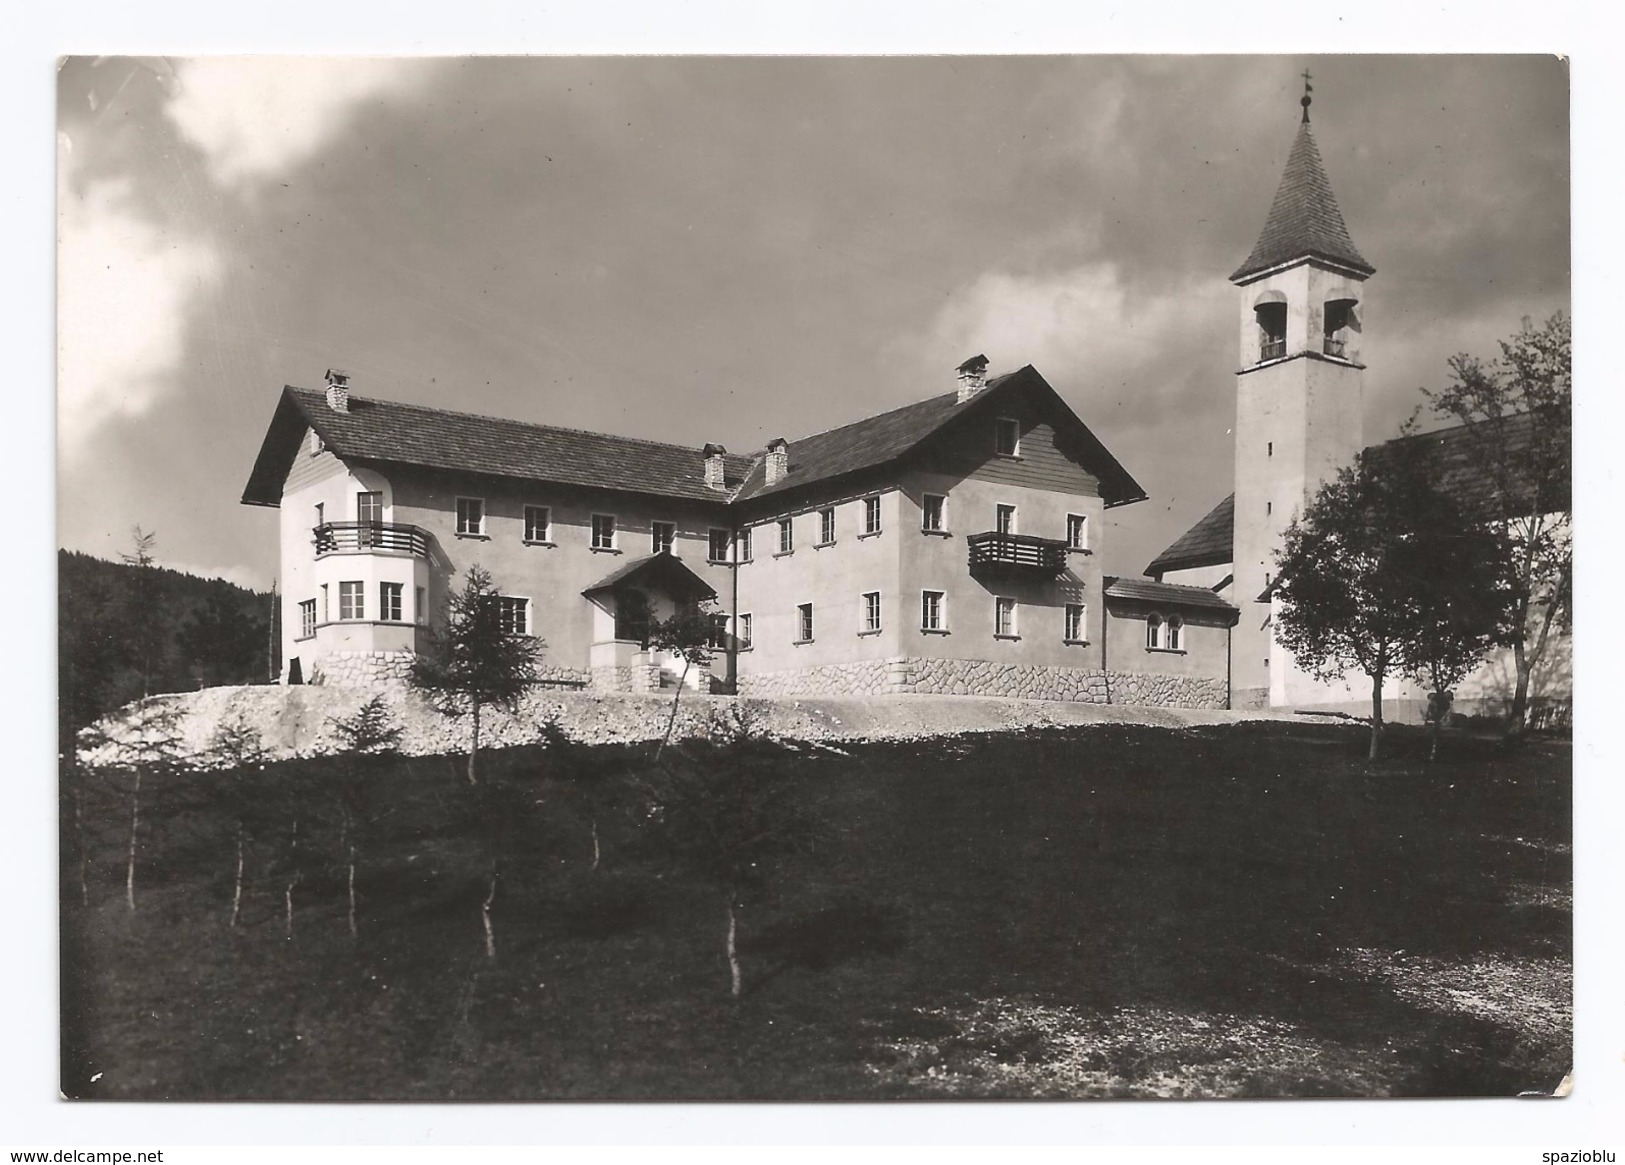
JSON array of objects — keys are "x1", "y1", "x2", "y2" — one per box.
[
  {"x1": 1259, "y1": 337, "x2": 1287, "y2": 362},
  {"x1": 313, "y1": 521, "x2": 430, "y2": 558},
  {"x1": 966, "y1": 531, "x2": 1068, "y2": 578},
  {"x1": 1323, "y1": 336, "x2": 1347, "y2": 358}
]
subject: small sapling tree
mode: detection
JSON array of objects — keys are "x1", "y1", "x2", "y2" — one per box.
[
  {"x1": 327, "y1": 695, "x2": 403, "y2": 938},
  {"x1": 205, "y1": 710, "x2": 273, "y2": 928},
  {"x1": 84, "y1": 698, "x2": 185, "y2": 912},
  {"x1": 647, "y1": 599, "x2": 722, "y2": 760},
  {"x1": 648, "y1": 733, "x2": 821, "y2": 998},
  {"x1": 410, "y1": 566, "x2": 545, "y2": 785}
]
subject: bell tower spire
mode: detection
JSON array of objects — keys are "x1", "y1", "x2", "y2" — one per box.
[{"x1": 1227, "y1": 81, "x2": 1374, "y2": 709}]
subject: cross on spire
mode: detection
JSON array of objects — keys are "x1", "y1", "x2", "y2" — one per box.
[{"x1": 1300, "y1": 68, "x2": 1314, "y2": 122}]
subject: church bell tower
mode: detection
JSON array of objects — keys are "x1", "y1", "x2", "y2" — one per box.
[{"x1": 1229, "y1": 77, "x2": 1374, "y2": 708}]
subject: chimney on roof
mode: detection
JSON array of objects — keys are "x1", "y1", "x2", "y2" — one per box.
[
  {"x1": 703, "y1": 443, "x2": 728, "y2": 490},
  {"x1": 325, "y1": 368, "x2": 351, "y2": 413},
  {"x1": 764, "y1": 438, "x2": 789, "y2": 486},
  {"x1": 956, "y1": 354, "x2": 989, "y2": 403}
]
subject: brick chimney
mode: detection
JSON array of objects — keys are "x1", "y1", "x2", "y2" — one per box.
[
  {"x1": 955, "y1": 354, "x2": 989, "y2": 403},
  {"x1": 703, "y1": 443, "x2": 728, "y2": 490},
  {"x1": 325, "y1": 368, "x2": 351, "y2": 413},
  {"x1": 764, "y1": 438, "x2": 789, "y2": 486}
]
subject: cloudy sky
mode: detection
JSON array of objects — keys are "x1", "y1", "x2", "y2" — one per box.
[{"x1": 56, "y1": 55, "x2": 1569, "y2": 587}]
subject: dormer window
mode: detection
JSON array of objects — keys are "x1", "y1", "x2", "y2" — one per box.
[{"x1": 995, "y1": 417, "x2": 1021, "y2": 457}]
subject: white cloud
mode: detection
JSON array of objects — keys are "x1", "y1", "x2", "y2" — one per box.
[
  {"x1": 56, "y1": 153, "x2": 221, "y2": 464},
  {"x1": 164, "y1": 57, "x2": 437, "y2": 189},
  {"x1": 906, "y1": 261, "x2": 1226, "y2": 404}
]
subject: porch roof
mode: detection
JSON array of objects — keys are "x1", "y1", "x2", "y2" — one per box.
[{"x1": 581, "y1": 551, "x2": 717, "y2": 602}]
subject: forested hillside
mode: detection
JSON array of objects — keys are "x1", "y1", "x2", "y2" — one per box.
[{"x1": 58, "y1": 549, "x2": 274, "y2": 745}]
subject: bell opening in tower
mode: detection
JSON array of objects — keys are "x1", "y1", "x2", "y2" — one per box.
[{"x1": 1255, "y1": 301, "x2": 1287, "y2": 362}]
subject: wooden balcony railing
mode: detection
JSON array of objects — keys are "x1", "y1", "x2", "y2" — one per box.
[
  {"x1": 1323, "y1": 336, "x2": 1347, "y2": 358},
  {"x1": 966, "y1": 531, "x2": 1068, "y2": 576},
  {"x1": 313, "y1": 521, "x2": 431, "y2": 558},
  {"x1": 1259, "y1": 337, "x2": 1287, "y2": 361}
]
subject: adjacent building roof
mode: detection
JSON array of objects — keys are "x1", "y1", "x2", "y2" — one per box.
[
  {"x1": 1103, "y1": 576, "x2": 1239, "y2": 617},
  {"x1": 242, "y1": 388, "x2": 758, "y2": 507},
  {"x1": 1230, "y1": 119, "x2": 1375, "y2": 283},
  {"x1": 1142, "y1": 412, "x2": 1569, "y2": 578},
  {"x1": 1144, "y1": 494, "x2": 1235, "y2": 577},
  {"x1": 731, "y1": 364, "x2": 1148, "y2": 508}
]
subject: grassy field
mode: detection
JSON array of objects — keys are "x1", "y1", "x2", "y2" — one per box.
[{"x1": 60, "y1": 718, "x2": 1571, "y2": 1100}]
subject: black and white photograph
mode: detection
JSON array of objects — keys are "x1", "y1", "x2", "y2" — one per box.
[{"x1": 52, "y1": 52, "x2": 1574, "y2": 1107}]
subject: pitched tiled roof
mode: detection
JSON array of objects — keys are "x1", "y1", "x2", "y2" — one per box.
[
  {"x1": 732, "y1": 365, "x2": 1148, "y2": 508},
  {"x1": 1141, "y1": 412, "x2": 1569, "y2": 578},
  {"x1": 1231, "y1": 119, "x2": 1374, "y2": 283},
  {"x1": 1104, "y1": 576, "x2": 1239, "y2": 617},
  {"x1": 1144, "y1": 494, "x2": 1235, "y2": 577},
  {"x1": 242, "y1": 388, "x2": 757, "y2": 507}
]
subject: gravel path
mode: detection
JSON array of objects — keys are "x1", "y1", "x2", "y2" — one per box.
[{"x1": 78, "y1": 684, "x2": 1299, "y2": 769}]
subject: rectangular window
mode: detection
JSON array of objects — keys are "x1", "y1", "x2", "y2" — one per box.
[
  {"x1": 863, "y1": 495, "x2": 882, "y2": 535},
  {"x1": 1067, "y1": 513, "x2": 1088, "y2": 550},
  {"x1": 416, "y1": 586, "x2": 427, "y2": 625},
  {"x1": 379, "y1": 582, "x2": 403, "y2": 623},
  {"x1": 796, "y1": 602, "x2": 814, "y2": 643},
  {"x1": 921, "y1": 590, "x2": 945, "y2": 632},
  {"x1": 524, "y1": 505, "x2": 552, "y2": 543},
  {"x1": 861, "y1": 590, "x2": 882, "y2": 633},
  {"x1": 737, "y1": 527, "x2": 753, "y2": 562},
  {"x1": 709, "y1": 527, "x2": 731, "y2": 563},
  {"x1": 995, "y1": 596, "x2": 1017, "y2": 638},
  {"x1": 298, "y1": 599, "x2": 316, "y2": 639},
  {"x1": 339, "y1": 580, "x2": 364, "y2": 621},
  {"x1": 709, "y1": 613, "x2": 730, "y2": 650},
  {"x1": 1065, "y1": 603, "x2": 1086, "y2": 643},
  {"x1": 995, "y1": 417, "x2": 1021, "y2": 456},
  {"x1": 995, "y1": 504, "x2": 1017, "y2": 535},
  {"x1": 778, "y1": 517, "x2": 794, "y2": 555},
  {"x1": 357, "y1": 491, "x2": 383, "y2": 524},
  {"x1": 922, "y1": 493, "x2": 946, "y2": 532},
  {"x1": 456, "y1": 497, "x2": 485, "y2": 536},
  {"x1": 1266, "y1": 501, "x2": 1273, "y2": 516},
  {"x1": 496, "y1": 596, "x2": 529, "y2": 636},
  {"x1": 819, "y1": 507, "x2": 836, "y2": 545},
  {"x1": 592, "y1": 513, "x2": 617, "y2": 550},
  {"x1": 320, "y1": 583, "x2": 329, "y2": 623},
  {"x1": 737, "y1": 612, "x2": 753, "y2": 649},
  {"x1": 652, "y1": 521, "x2": 676, "y2": 554}
]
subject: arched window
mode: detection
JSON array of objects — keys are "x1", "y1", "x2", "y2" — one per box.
[
  {"x1": 1253, "y1": 290, "x2": 1287, "y2": 362},
  {"x1": 1167, "y1": 614, "x2": 1184, "y2": 651},
  {"x1": 1146, "y1": 613, "x2": 1164, "y2": 650},
  {"x1": 1323, "y1": 293, "x2": 1360, "y2": 358}
]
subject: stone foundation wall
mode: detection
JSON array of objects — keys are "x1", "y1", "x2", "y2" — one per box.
[
  {"x1": 310, "y1": 651, "x2": 588, "y2": 691},
  {"x1": 590, "y1": 663, "x2": 661, "y2": 694},
  {"x1": 737, "y1": 655, "x2": 1228, "y2": 709}
]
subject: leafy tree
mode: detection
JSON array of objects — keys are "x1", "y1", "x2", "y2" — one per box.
[
  {"x1": 1426, "y1": 313, "x2": 1572, "y2": 735},
  {"x1": 646, "y1": 598, "x2": 722, "y2": 760},
  {"x1": 1274, "y1": 453, "x2": 1442, "y2": 761},
  {"x1": 410, "y1": 565, "x2": 545, "y2": 785}
]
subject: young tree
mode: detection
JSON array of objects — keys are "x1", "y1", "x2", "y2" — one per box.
[
  {"x1": 119, "y1": 527, "x2": 165, "y2": 698},
  {"x1": 410, "y1": 566, "x2": 545, "y2": 785},
  {"x1": 327, "y1": 696, "x2": 403, "y2": 938},
  {"x1": 80, "y1": 698, "x2": 185, "y2": 911},
  {"x1": 1426, "y1": 313, "x2": 1572, "y2": 735},
  {"x1": 646, "y1": 734, "x2": 822, "y2": 998},
  {"x1": 205, "y1": 711, "x2": 274, "y2": 928},
  {"x1": 1273, "y1": 454, "x2": 1436, "y2": 761},
  {"x1": 646, "y1": 598, "x2": 721, "y2": 760}
]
